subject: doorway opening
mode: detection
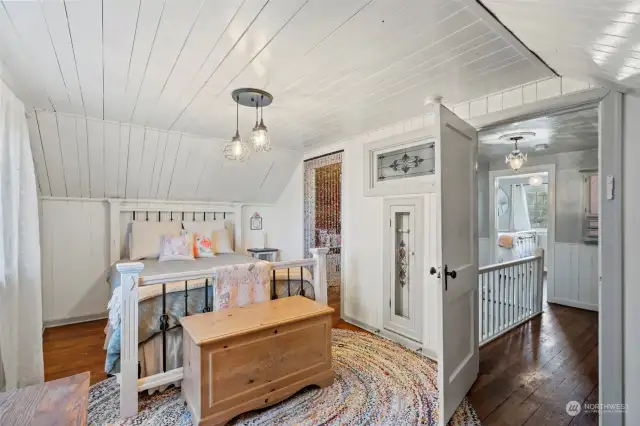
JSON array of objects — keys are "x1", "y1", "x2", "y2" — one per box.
[{"x1": 469, "y1": 103, "x2": 600, "y2": 425}]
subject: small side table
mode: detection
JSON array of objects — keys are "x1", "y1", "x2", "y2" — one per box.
[{"x1": 247, "y1": 248, "x2": 279, "y2": 262}]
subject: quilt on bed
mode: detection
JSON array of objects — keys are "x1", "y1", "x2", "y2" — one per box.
[{"x1": 105, "y1": 257, "x2": 314, "y2": 374}]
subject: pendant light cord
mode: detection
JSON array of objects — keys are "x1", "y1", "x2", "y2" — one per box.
[{"x1": 236, "y1": 95, "x2": 239, "y2": 133}]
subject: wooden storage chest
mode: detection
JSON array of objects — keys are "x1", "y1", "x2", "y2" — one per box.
[{"x1": 180, "y1": 296, "x2": 334, "y2": 426}]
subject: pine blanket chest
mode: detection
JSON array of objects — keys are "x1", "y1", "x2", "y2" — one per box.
[{"x1": 180, "y1": 296, "x2": 334, "y2": 426}]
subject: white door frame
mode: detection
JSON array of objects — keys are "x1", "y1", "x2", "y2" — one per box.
[
  {"x1": 472, "y1": 87, "x2": 621, "y2": 426},
  {"x1": 488, "y1": 164, "x2": 556, "y2": 301}
]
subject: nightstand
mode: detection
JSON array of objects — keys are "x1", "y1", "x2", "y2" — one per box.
[{"x1": 246, "y1": 248, "x2": 279, "y2": 262}]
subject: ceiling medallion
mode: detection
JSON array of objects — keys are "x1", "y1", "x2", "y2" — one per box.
[
  {"x1": 499, "y1": 132, "x2": 536, "y2": 171},
  {"x1": 225, "y1": 88, "x2": 273, "y2": 159}
]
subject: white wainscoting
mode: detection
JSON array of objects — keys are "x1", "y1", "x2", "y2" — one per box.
[
  {"x1": 41, "y1": 199, "x2": 110, "y2": 325},
  {"x1": 549, "y1": 242, "x2": 598, "y2": 311},
  {"x1": 40, "y1": 198, "x2": 275, "y2": 325}
]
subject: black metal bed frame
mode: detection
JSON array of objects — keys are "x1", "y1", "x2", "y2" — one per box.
[{"x1": 140, "y1": 266, "x2": 308, "y2": 377}]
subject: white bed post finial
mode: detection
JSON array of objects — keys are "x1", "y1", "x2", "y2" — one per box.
[
  {"x1": 116, "y1": 261, "x2": 144, "y2": 419},
  {"x1": 310, "y1": 248, "x2": 330, "y2": 305}
]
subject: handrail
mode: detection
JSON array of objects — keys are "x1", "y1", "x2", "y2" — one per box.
[{"x1": 479, "y1": 254, "x2": 541, "y2": 274}]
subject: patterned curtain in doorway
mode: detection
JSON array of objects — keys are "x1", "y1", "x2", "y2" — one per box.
[{"x1": 304, "y1": 151, "x2": 343, "y2": 303}]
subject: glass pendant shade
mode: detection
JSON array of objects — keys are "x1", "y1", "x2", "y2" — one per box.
[
  {"x1": 251, "y1": 118, "x2": 271, "y2": 152},
  {"x1": 224, "y1": 96, "x2": 250, "y2": 161},
  {"x1": 506, "y1": 150, "x2": 527, "y2": 171},
  {"x1": 224, "y1": 130, "x2": 249, "y2": 161}
]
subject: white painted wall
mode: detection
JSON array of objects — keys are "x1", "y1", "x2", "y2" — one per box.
[
  {"x1": 623, "y1": 93, "x2": 640, "y2": 423},
  {"x1": 40, "y1": 198, "x2": 276, "y2": 325}
]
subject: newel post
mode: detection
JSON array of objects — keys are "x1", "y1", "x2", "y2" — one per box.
[
  {"x1": 116, "y1": 262, "x2": 144, "y2": 419},
  {"x1": 310, "y1": 247, "x2": 330, "y2": 305}
]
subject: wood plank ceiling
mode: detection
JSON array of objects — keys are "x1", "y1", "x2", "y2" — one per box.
[
  {"x1": 0, "y1": 0, "x2": 555, "y2": 201},
  {"x1": 484, "y1": 0, "x2": 640, "y2": 90}
]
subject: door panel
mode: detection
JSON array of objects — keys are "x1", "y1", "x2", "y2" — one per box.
[{"x1": 434, "y1": 103, "x2": 479, "y2": 425}]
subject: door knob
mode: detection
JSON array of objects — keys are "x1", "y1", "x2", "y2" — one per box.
[
  {"x1": 443, "y1": 265, "x2": 456, "y2": 291},
  {"x1": 429, "y1": 267, "x2": 437, "y2": 275}
]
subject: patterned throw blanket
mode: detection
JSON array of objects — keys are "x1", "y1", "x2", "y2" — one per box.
[
  {"x1": 105, "y1": 261, "x2": 272, "y2": 374},
  {"x1": 214, "y1": 261, "x2": 271, "y2": 309}
]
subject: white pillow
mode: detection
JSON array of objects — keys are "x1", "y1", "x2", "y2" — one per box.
[
  {"x1": 158, "y1": 233, "x2": 195, "y2": 262},
  {"x1": 130, "y1": 221, "x2": 182, "y2": 260},
  {"x1": 212, "y1": 228, "x2": 234, "y2": 254}
]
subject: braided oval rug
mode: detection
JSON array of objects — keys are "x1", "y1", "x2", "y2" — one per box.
[{"x1": 88, "y1": 329, "x2": 481, "y2": 426}]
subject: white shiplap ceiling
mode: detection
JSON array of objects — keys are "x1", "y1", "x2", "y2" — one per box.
[
  {"x1": 0, "y1": 0, "x2": 555, "y2": 151},
  {"x1": 483, "y1": 0, "x2": 640, "y2": 91}
]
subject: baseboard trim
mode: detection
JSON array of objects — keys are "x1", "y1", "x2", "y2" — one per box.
[
  {"x1": 547, "y1": 297, "x2": 598, "y2": 312},
  {"x1": 340, "y1": 314, "x2": 437, "y2": 361},
  {"x1": 44, "y1": 312, "x2": 108, "y2": 329}
]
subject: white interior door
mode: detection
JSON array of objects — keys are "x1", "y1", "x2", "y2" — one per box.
[{"x1": 432, "y1": 103, "x2": 479, "y2": 424}]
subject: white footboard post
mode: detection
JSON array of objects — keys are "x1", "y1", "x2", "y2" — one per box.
[
  {"x1": 116, "y1": 262, "x2": 144, "y2": 419},
  {"x1": 310, "y1": 248, "x2": 330, "y2": 305}
]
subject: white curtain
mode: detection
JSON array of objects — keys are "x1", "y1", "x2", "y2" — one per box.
[
  {"x1": 511, "y1": 184, "x2": 532, "y2": 232},
  {"x1": 0, "y1": 80, "x2": 44, "y2": 390}
]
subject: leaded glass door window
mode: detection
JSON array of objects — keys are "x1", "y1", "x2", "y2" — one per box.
[{"x1": 383, "y1": 198, "x2": 424, "y2": 343}]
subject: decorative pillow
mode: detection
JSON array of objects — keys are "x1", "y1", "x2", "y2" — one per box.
[
  {"x1": 183, "y1": 220, "x2": 234, "y2": 253},
  {"x1": 130, "y1": 221, "x2": 182, "y2": 260},
  {"x1": 212, "y1": 228, "x2": 234, "y2": 254},
  {"x1": 158, "y1": 233, "x2": 195, "y2": 262},
  {"x1": 194, "y1": 234, "x2": 216, "y2": 258}
]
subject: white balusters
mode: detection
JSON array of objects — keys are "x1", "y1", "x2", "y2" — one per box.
[{"x1": 478, "y1": 250, "x2": 545, "y2": 346}]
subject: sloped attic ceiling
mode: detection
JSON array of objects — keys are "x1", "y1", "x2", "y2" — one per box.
[
  {"x1": 484, "y1": 0, "x2": 640, "y2": 90},
  {"x1": 0, "y1": 0, "x2": 555, "y2": 201}
]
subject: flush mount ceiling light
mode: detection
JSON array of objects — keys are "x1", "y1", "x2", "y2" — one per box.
[
  {"x1": 499, "y1": 132, "x2": 536, "y2": 171},
  {"x1": 535, "y1": 143, "x2": 549, "y2": 152},
  {"x1": 232, "y1": 88, "x2": 273, "y2": 154},
  {"x1": 529, "y1": 175, "x2": 543, "y2": 186},
  {"x1": 223, "y1": 94, "x2": 250, "y2": 161}
]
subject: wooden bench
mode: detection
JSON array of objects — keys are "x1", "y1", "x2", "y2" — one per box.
[{"x1": 180, "y1": 296, "x2": 334, "y2": 426}]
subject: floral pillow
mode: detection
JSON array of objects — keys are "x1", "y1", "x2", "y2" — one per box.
[
  {"x1": 158, "y1": 232, "x2": 195, "y2": 262},
  {"x1": 194, "y1": 234, "x2": 215, "y2": 258}
]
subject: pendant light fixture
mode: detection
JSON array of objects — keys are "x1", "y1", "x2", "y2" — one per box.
[
  {"x1": 228, "y1": 88, "x2": 273, "y2": 159},
  {"x1": 499, "y1": 132, "x2": 535, "y2": 171},
  {"x1": 250, "y1": 94, "x2": 271, "y2": 152},
  {"x1": 223, "y1": 94, "x2": 250, "y2": 161}
]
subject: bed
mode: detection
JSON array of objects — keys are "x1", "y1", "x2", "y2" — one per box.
[
  {"x1": 104, "y1": 200, "x2": 331, "y2": 419},
  {"x1": 104, "y1": 254, "x2": 315, "y2": 377}
]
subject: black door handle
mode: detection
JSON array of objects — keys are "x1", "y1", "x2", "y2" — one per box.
[{"x1": 444, "y1": 265, "x2": 456, "y2": 291}]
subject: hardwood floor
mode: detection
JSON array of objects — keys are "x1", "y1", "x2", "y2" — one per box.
[
  {"x1": 43, "y1": 303, "x2": 597, "y2": 425},
  {"x1": 467, "y1": 302, "x2": 598, "y2": 426}
]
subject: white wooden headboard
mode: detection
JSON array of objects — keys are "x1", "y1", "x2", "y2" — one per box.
[{"x1": 108, "y1": 199, "x2": 243, "y2": 265}]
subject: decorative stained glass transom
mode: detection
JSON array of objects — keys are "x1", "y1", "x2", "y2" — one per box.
[{"x1": 377, "y1": 142, "x2": 435, "y2": 182}]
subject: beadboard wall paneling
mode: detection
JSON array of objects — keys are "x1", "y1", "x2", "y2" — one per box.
[
  {"x1": 27, "y1": 110, "x2": 302, "y2": 203},
  {"x1": 0, "y1": 0, "x2": 553, "y2": 151},
  {"x1": 550, "y1": 242, "x2": 598, "y2": 311},
  {"x1": 41, "y1": 199, "x2": 110, "y2": 324},
  {"x1": 40, "y1": 198, "x2": 275, "y2": 324}
]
